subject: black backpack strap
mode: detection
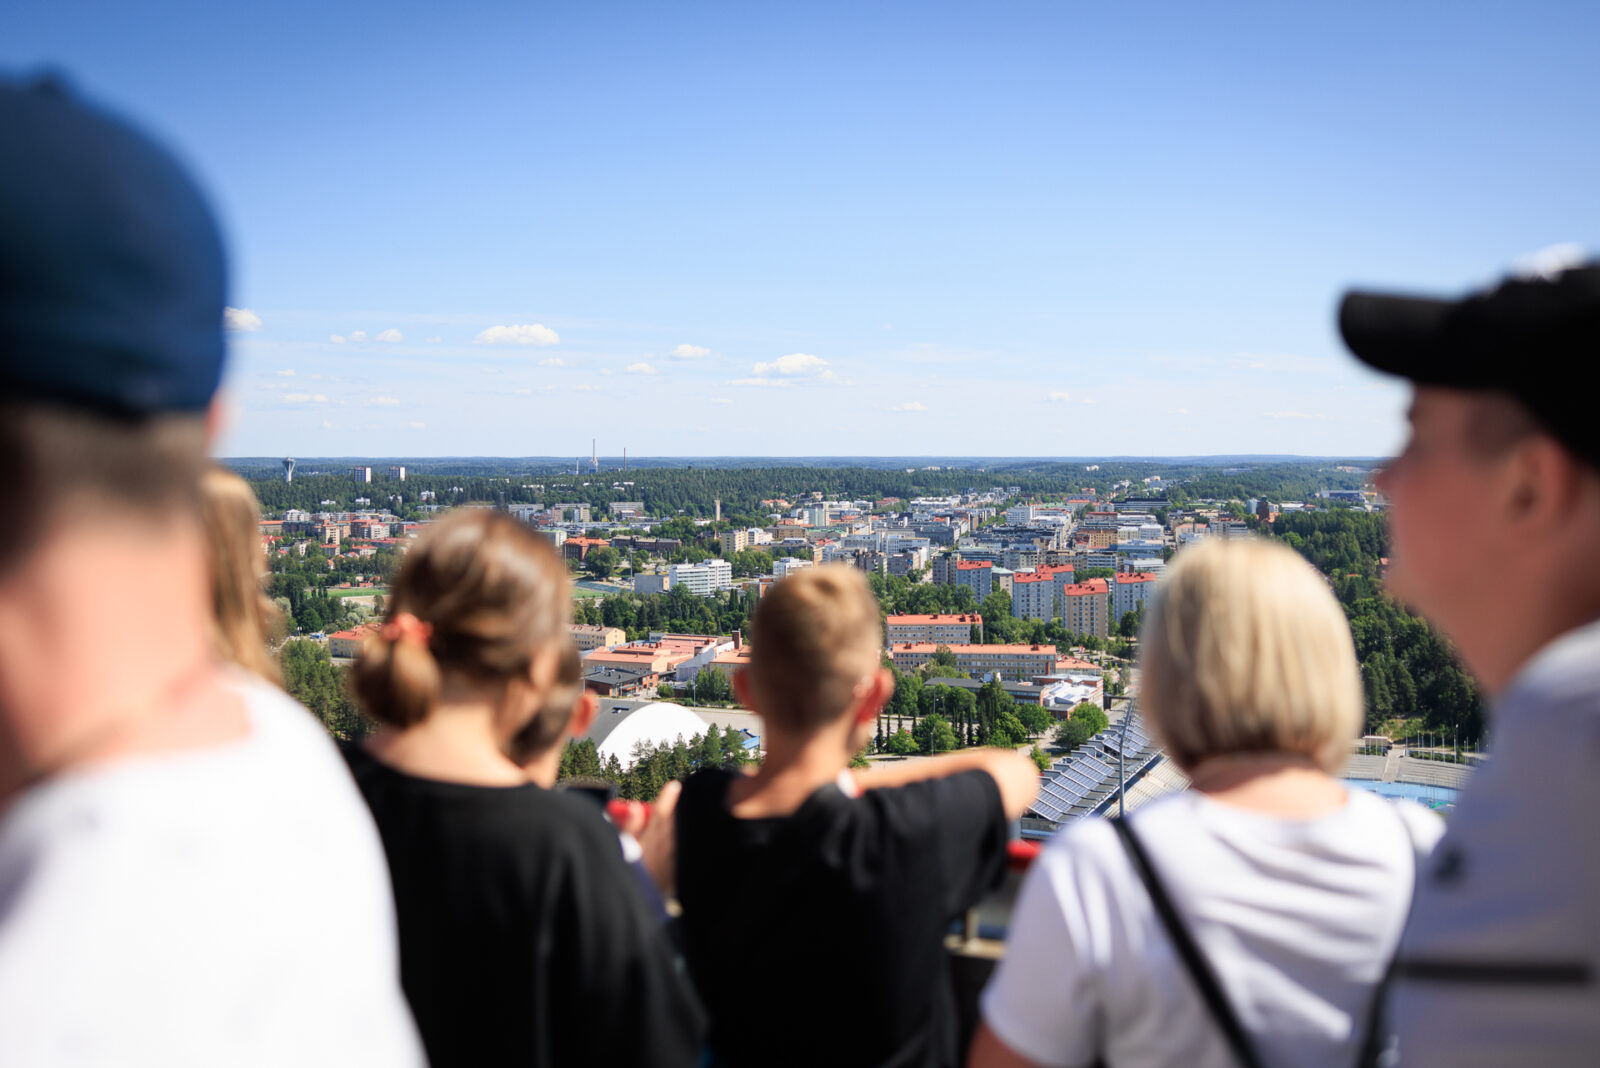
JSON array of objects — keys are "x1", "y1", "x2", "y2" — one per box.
[
  {"x1": 1111, "y1": 817, "x2": 1264, "y2": 1068},
  {"x1": 1352, "y1": 805, "x2": 1426, "y2": 1068}
]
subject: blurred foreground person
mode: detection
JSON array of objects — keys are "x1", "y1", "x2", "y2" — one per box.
[
  {"x1": 199, "y1": 466, "x2": 282, "y2": 683},
  {"x1": 0, "y1": 79, "x2": 421, "y2": 1064},
  {"x1": 1340, "y1": 260, "x2": 1600, "y2": 1065},
  {"x1": 346, "y1": 510, "x2": 703, "y2": 1068},
  {"x1": 971, "y1": 538, "x2": 1441, "y2": 1068},
  {"x1": 676, "y1": 565, "x2": 1040, "y2": 1068}
]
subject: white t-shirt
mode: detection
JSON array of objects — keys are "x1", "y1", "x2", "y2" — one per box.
[
  {"x1": 0, "y1": 672, "x2": 424, "y2": 1066},
  {"x1": 981, "y1": 789, "x2": 1443, "y2": 1068},
  {"x1": 1392, "y1": 618, "x2": 1600, "y2": 1067}
]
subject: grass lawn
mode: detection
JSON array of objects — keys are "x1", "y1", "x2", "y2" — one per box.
[{"x1": 331, "y1": 587, "x2": 388, "y2": 599}]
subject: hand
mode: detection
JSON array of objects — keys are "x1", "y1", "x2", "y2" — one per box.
[{"x1": 633, "y1": 780, "x2": 681, "y2": 898}]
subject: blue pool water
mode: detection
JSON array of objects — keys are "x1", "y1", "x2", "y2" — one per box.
[{"x1": 1343, "y1": 779, "x2": 1459, "y2": 810}]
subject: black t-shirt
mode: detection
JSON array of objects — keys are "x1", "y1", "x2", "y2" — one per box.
[
  {"x1": 675, "y1": 767, "x2": 1007, "y2": 1068},
  {"x1": 343, "y1": 745, "x2": 704, "y2": 1068}
]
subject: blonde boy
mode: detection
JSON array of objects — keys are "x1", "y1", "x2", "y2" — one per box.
[{"x1": 675, "y1": 566, "x2": 1038, "y2": 1068}]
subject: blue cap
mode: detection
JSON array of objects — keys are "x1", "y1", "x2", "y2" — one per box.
[{"x1": 0, "y1": 75, "x2": 227, "y2": 415}]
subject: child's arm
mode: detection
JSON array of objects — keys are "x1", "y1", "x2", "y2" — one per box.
[{"x1": 852, "y1": 748, "x2": 1040, "y2": 820}]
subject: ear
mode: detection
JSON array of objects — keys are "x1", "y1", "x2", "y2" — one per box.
[
  {"x1": 1504, "y1": 435, "x2": 1581, "y2": 531},
  {"x1": 852, "y1": 668, "x2": 894, "y2": 727},
  {"x1": 567, "y1": 692, "x2": 598, "y2": 739}
]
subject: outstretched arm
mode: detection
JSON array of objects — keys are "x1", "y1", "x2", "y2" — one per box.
[{"x1": 853, "y1": 748, "x2": 1040, "y2": 819}]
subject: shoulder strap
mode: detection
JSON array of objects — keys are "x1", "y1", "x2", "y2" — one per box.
[
  {"x1": 1352, "y1": 804, "x2": 1426, "y2": 1068},
  {"x1": 1111, "y1": 817, "x2": 1264, "y2": 1068}
]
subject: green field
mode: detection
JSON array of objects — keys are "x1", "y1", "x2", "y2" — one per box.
[{"x1": 331, "y1": 587, "x2": 388, "y2": 599}]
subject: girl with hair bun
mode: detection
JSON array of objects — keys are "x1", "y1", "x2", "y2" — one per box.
[{"x1": 344, "y1": 510, "x2": 703, "y2": 1068}]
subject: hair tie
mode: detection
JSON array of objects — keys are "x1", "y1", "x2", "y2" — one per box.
[{"x1": 382, "y1": 611, "x2": 433, "y2": 646}]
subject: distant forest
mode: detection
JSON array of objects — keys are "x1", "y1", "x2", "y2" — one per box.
[{"x1": 238, "y1": 459, "x2": 1373, "y2": 521}]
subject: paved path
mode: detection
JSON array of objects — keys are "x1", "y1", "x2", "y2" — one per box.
[{"x1": 1382, "y1": 749, "x2": 1403, "y2": 782}]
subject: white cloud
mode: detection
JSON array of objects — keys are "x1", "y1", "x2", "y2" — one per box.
[
  {"x1": 752, "y1": 352, "x2": 828, "y2": 377},
  {"x1": 349, "y1": 330, "x2": 368, "y2": 343},
  {"x1": 322, "y1": 420, "x2": 334, "y2": 429},
  {"x1": 1047, "y1": 391, "x2": 1071, "y2": 403},
  {"x1": 710, "y1": 397, "x2": 733, "y2": 405},
  {"x1": 599, "y1": 368, "x2": 613, "y2": 376},
  {"x1": 671, "y1": 344, "x2": 710, "y2": 359},
  {"x1": 539, "y1": 357, "x2": 565, "y2": 367},
  {"x1": 426, "y1": 335, "x2": 443, "y2": 343},
  {"x1": 330, "y1": 334, "x2": 346, "y2": 344},
  {"x1": 475, "y1": 323, "x2": 560, "y2": 346},
  {"x1": 283, "y1": 393, "x2": 328, "y2": 404},
  {"x1": 407, "y1": 421, "x2": 426, "y2": 429},
  {"x1": 223, "y1": 307, "x2": 262, "y2": 332},
  {"x1": 626, "y1": 362, "x2": 657, "y2": 375},
  {"x1": 368, "y1": 396, "x2": 400, "y2": 406},
  {"x1": 276, "y1": 369, "x2": 296, "y2": 377},
  {"x1": 727, "y1": 377, "x2": 791, "y2": 388},
  {"x1": 375, "y1": 328, "x2": 404, "y2": 343},
  {"x1": 889, "y1": 401, "x2": 928, "y2": 412},
  {"x1": 1269, "y1": 410, "x2": 1329, "y2": 421},
  {"x1": 513, "y1": 388, "x2": 533, "y2": 395}
]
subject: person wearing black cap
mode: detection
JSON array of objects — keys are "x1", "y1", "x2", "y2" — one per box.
[
  {"x1": 1339, "y1": 258, "x2": 1600, "y2": 1065},
  {"x1": 0, "y1": 79, "x2": 423, "y2": 1064}
]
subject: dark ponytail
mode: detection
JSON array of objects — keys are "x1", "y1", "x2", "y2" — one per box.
[{"x1": 352, "y1": 623, "x2": 441, "y2": 729}]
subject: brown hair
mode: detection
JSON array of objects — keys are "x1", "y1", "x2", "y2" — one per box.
[
  {"x1": 745, "y1": 565, "x2": 884, "y2": 733},
  {"x1": 352, "y1": 510, "x2": 571, "y2": 728},
  {"x1": 0, "y1": 402, "x2": 208, "y2": 571},
  {"x1": 199, "y1": 466, "x2": 282, "y2": 684},
  {"x1": 506, "y1": 640, "x2": 584, "y2": 765}
]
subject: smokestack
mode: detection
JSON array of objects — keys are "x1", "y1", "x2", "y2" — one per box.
[{"x1": 714, "y1": 498, "x2": 721, "y2": 522}]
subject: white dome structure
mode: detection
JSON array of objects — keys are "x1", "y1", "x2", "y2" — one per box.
[{"x1": 585, "y1": 701, "x2": 715, "y2": 769}]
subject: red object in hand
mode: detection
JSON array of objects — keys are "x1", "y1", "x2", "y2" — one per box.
[
  {"x1": 605, "y1": 799, "x2": 653, "y2": 832},
  {"x1": 1005, "y1": 839, "x2": 1041, "y2": 873}
]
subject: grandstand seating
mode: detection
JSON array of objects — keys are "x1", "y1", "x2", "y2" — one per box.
[
  {"x1": 1397, "y1": 759, "x2": 1471, "y2": 790},
  {"x1": 1341, "y1": 754, "x2": 1388, "y2": 781},
  {"x1": 1025, "y1": 710, "x2": 1163, "y2": 830}
]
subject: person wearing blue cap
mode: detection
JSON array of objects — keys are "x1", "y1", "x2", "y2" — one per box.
[
  {"x1": 0, "y1": 78, "x2": 424, "y2": 1065},
  {"x1": 1339, "y1": 259, "x2": 1600, "y2": 1065}
]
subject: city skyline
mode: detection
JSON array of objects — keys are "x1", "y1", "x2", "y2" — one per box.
[{"x1": 10, "y1": 2, "x2": 1598, "y2": 457}]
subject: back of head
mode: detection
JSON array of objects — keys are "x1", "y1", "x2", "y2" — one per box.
[
  {"x1": 1139, "y1": 537, "x2": 1361, "y2": 774},
  {"x1": 199, "y1": 467, "x2": 281, "y2": 683},
  {"x1": 352, "y1": 511, "x2": 572, "y2": 729},
  {"x1": 746, "y1": 565, "x2": 883, "y2": 734},
  {"x1": 0, "y1": 76, "x2": 226, "y2": 571}
]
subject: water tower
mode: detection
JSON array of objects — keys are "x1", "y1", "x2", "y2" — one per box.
[{"x1": 282, "y1": 457, "x2": 296, "y2": 483}]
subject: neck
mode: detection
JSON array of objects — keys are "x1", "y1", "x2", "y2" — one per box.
[
  {"x1": 0, "y1": 514, "x2": 246, "y2": 807},
  {"x1": 727, "y1": 727, "x2": 852, "y2": 818},
  {"x1": 1458, "y1": 591, "x2": 1600, "y2": 696},
  {"x1": 365, "y1": 695, "x2": 527, "y2": 787},
  {"x1": 1186, "y1": 752, "x2": 1346, "y2": 819}
]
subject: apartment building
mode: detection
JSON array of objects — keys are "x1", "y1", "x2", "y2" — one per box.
[
  {"x1": 1113, "y1": 571, "x2": 1160, "y2": 619},
  {"x1": 669, "y1": 559, "x2": 733, "y2": 596},
  {"x1": 884, "y1": 613, "x2": 983, "y2": 647},
  {"x1": 953, "y1": 560, "x2": 993, "y2": 602},
  {"x1": 718, "y1": 528, "x2": 748, "y2": 555},
  {"x1": 888, "y1": 642, "x2": 1059, "y2": 682},
  {"x1": 1061, "y1": 577, "x2": 1111, "y2": 639},
  {"x1": 569, "y1": 623, "x2": 626, "y2": 652}
]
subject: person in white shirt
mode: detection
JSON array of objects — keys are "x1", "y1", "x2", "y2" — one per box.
[
  {"x1": 0, "y1": 77, "x2": 422, "y2": 1065},
  {"x1": 971, "y1": 537, "x2": 1441, "y2": 1068},
  {"x1": 1338, "y1": 260, "x2": 1600, "y2": 1066}
]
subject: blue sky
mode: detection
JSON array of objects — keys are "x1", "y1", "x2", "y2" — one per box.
[{"x1": 10, "y1": 2, "x2": 1598, "y2": 458}]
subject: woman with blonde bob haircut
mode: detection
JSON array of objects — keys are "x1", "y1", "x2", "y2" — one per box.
[{"x1": 972, "y1": 537, "x2": 1443, "y2": 1068}]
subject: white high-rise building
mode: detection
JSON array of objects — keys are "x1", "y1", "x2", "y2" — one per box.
[{"x1": 669, "y1": 559, "x2": 733, "y2": 597}]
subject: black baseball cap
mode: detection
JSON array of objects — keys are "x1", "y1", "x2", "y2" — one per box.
[
  {"x1": 0, "y1": 74, "x2": 227, "y2": 416},
  {"x1": 1339, "y1": 260, "x2": 1600, "y2": 468}
]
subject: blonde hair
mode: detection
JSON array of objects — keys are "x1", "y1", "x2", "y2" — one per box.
[
  {"x1": 352, "y1": 511, "x2": 571, "y2": 729},
  {"x1": 1139, "y1": 537, "x2": 1361, "y2": 774},
  {"x1": 199, "y1": 466, "x2": 282, "y2": 684},
  {"x1": 746, "y1": 565, "x2": 884, "y2": 733}
]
